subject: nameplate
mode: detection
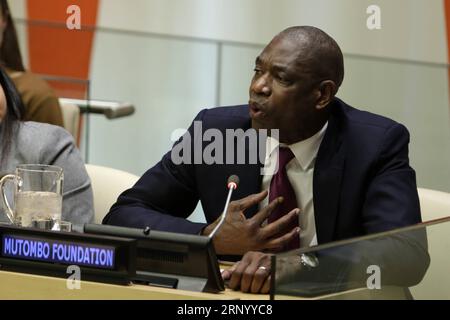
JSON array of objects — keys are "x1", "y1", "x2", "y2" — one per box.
[
  {"x1": 0, "y1": 224, "x2": 136, "y2": 284},
  {"x1": 2, "y1": 234, "x2": 115, "y2": 269}
]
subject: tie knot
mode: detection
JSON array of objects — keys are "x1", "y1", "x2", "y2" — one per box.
[{"x1": 277, "y1": 147, "x2": 295, "y2": 169}]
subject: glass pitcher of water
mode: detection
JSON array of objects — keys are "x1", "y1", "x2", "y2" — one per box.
[{"x1": 0, "y1": 164, "x2": 63, "y2": 229}]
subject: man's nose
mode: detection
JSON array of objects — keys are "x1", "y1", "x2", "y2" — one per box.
[{"x1": 251, "y1": 74, "x2": 271, "y2": 96}]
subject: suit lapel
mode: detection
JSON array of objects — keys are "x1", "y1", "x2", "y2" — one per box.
[
  {"x1": 313, "y1": 106, "x2": 346, "y2": 244},
  {"x1": 232, "y1": 162, "x2": 262, "y2": 217}
]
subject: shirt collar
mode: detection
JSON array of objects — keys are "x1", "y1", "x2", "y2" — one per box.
[{"x1": 265, "y1": 122, "x2": 328, "y2": 170}]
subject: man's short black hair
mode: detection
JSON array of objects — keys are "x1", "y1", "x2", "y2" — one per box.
[{"x1": 278, "y1": 26, "x2": 345, "y2": 88}]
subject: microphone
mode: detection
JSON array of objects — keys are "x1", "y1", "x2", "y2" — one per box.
[{"x1": 208, "y1": 175, "x2": 239, "y2": 239}]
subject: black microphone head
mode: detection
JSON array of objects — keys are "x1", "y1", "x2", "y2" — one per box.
[{"x1": 227, "y1": 175, "x2": 239, "y2": 189}]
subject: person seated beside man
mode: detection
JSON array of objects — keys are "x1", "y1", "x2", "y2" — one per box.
[{"x1": 0, "y1": 67, "x2": 93, "y2": 227}]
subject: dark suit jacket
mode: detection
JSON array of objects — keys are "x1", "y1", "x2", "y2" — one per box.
[{"x1": 103, "y1": 98, "x2": 421, "y2": 245}]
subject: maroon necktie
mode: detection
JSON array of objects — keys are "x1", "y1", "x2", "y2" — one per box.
[{"x1": 268, "y1": 147, "x2": 300, "y2": 250}]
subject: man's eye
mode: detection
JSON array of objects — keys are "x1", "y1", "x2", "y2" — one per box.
[
  {"x1": 253, "y1": 68, "x2": 262, "y2": 74},
  {"x1": 276, "y1": 75, "x2": 291, "y2": 85}
]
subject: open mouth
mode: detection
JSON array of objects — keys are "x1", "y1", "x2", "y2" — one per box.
[{"x1": 249, "y1": 101, "x2": 265, "y2": 118}]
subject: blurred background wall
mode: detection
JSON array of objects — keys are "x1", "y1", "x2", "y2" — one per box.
[{"x1": 8, "y1": 0, "x2": 450, "y2": 221}]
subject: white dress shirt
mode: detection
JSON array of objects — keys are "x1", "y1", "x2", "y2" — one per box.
[{"x1": 260, "y1": 122, "x2": 328, "y2": 248}]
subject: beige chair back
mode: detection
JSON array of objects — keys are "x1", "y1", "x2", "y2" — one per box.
[
  {"x1": 410, "y1": 188, "x2": 450, "y2": 299},
  {"x1": 59, "y1": 101, "x2": 80, "y2": 144},
  {"x1": 418, "y1": 187, "x2": 450, "y2": 222},
  {"x1": 85, "y1": 164, "x2": 139, "y2": 224}
]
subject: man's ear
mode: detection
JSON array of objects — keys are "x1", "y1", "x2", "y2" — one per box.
[{"x1": 315, "y1": 80, "x2": 337, "y2": 110}]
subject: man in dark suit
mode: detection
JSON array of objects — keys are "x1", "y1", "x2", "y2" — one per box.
[{"x1": 103, "y1": 26, "x2": 424, "y2": 292}]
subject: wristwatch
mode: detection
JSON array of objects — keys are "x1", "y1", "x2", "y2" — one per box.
[{"x1": 300, "y1": 253, "x2": 319, "y2": 270}]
